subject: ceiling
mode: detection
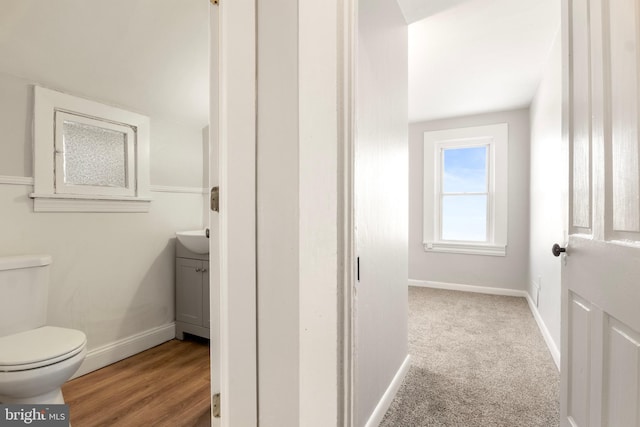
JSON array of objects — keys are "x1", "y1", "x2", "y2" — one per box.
[
  {"x1": 0, "y1": 1, "x2": 559, "y2": 127},
  {"x1": 396, "y1": 0, "x2": 473, "y2": 24},
  {"x1": 0, "y1": 0, "x2": 209, "y2": 128},
  {"x1": 405, "y1": 0, "x2": 560, "y2": 123}
]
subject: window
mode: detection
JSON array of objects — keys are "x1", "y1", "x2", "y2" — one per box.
[
  {"x1": 423, "y1": 123, "x2": 508, "y2": 256},
  {"x1": 31, "y1": 86, "x2": 151, "y2": 212}
]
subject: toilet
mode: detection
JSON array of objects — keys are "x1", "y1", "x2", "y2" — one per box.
[{"x1": 0, "y1": 255, "x2": 87, "y2": 404}]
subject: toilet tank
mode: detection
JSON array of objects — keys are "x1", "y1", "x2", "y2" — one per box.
[{"x1": 0, "y1": 255, "x2": 52, "y2": 338}]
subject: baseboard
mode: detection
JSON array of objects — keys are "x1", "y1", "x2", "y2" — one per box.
[
  {"x1": 409, "y1": 279, "x2": 527, "y2": 298},
  {"x1": 525, "y1": 294, "x2": 561, "y2": 371},
  {"x1": 364, "y1": 355, "x2": 411, "y2": 427},
  {"x1": 71, "y1": 322, "x2": 176, "y2": 379}
]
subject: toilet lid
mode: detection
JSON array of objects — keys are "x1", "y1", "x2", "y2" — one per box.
[{"x1": 0, "y1": 326, "x2": 86, "y2": 372}]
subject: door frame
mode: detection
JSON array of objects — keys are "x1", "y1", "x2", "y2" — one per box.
[
  {"x1": 339, "y1": 1, "x2": 357, "y2": 426},
  {"x1": 213, "y1": 0, "x2": 357, "y2": 425}
]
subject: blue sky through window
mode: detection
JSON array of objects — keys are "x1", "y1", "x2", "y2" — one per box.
[
  {"x1": 441, "y1": 145, "x2": 488, "y2": 241},
  {"x1": 443, "y1": 146, "x2": 487, "y2": 193}
]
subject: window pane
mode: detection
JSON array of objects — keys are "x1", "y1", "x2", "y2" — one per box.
[
  {"x1": 442, "y1": 195, "x2": 487, "y2": 241},
  {"x1": 443, "y1": 146, "x2": 487, "y2": 193},
  {"x1": 63, "y1": 120, "x2": 128, "y2": 187}
]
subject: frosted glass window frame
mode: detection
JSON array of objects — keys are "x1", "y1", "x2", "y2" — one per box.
[
  {"x1": 54, "y1": 112, "x2": 136, "y2": 197},
  {"x1": 31, "y1": 86, "x2": 151, "y2": 213},
  {"x1": 423, "y1": 124, "x2": 508, "y2": 257}
]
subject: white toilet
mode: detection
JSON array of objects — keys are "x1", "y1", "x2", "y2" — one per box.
[{"x1": 0, "y1": 255, "x2": 87, "y2": 404}]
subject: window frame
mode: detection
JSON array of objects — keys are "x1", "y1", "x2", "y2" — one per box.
[
  {"x1": 54, "y1": 111, "x2": 137, "y2": 197},
  {"x1": 435, "y1": 139, "x2": 493, "y2": 243},
  {"x1": 31, "y1": 86, "x2": 151, "y2": 212},
  {"x1": 423, "y1": 123, "x2": 508, "y2": 256}
]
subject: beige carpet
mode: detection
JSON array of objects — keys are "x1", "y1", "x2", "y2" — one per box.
[{"x1": 381, "y1": 287, "x2": 560, "y2": 427}]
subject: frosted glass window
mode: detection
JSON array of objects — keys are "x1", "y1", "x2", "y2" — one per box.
[
  {"x1": 62, "y1": 121, "x2": 128, "y2": 187},
  {"x1": 53, "y1": 111, "x2": 136, "y2": 197},
  {"x1": 441, "y1": 195, "x2": 488, "y2": 241},
  {"x1": 33, "y1": 86, "x2": 151, "y2": 212}
]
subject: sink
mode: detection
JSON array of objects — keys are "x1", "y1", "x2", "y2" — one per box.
[{"x1": 176, "y1": 230, "x2": 209, "y2": 254}]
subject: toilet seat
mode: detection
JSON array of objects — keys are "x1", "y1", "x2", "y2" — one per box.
[{"x1": 0, "y1": 326, "x2": 86, "y2": 372}]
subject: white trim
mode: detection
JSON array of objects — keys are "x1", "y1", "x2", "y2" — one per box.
[
  {"x1": 423, "y1": 241, "x2": 506, "y2": 256},
  {"x1": 364, "y1": 355, "x2": 411, "y2": 427},
  {"x1": 71, "y1": 322, "x2": 175, "y2": 379},
  {"x1": 423, "y1": 123, "x2": 509, "y2": 255},
  {"x1": 525, "y1": 294, "x2": 561, "y2": 370},
  {"x1": 0, "y1": 177, "x2": 205, "y2": 195},
  {"x1": 0, "y1": 175, "x2": 34, "y2": 186},
  {"x1": 409, "y1": 279, "x2": 527, "y2": 297},
  {"x1": 150, "y1": 185, "x2": 208, "y2": 194},
  {"x1": 31, "y1": 194, "x2": 151, "y2": 213},
  {"x1": 410, "y1": 280, "x2": 561, "y2": 371}
]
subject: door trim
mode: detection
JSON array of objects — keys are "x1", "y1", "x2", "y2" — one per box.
[{"x1": 215, "y1": 0, "x2": 258, "y2": 425}]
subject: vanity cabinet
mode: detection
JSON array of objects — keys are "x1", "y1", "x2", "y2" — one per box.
[{"x1": 175, "y1": 242, "x2": 210, "y2": 340}]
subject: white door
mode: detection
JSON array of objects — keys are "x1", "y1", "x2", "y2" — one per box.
[
  {"x1": 561, "y1": 0, "x2": 640, "y2": 426},
  {"x1": 209, "y1": 4, "x2": 221, "y2": 427},
  {"x1": 210, "y1": 0, "x2": 258, "y2": 426}
]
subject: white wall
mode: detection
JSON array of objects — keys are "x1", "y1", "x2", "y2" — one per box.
[
  {"x1": 0, "y1": 13, "x2": 207, "y2": 370},
  {"x1": 528, "y1": 34, "x2": 562, "y2": 352},
  {"x1": 409, "y1": 108, "x2": 530, "y2": 290},
  {"x1": 355, "y1": 0, "x2": 409, "y2": 425}
]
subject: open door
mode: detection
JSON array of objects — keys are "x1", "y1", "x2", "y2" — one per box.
[
  {"x1": 561, "y1": 0, "x2": 640, "y2": 425},
  {"x1": 209, "y1": 0, "x2": 258, "y2": 426},
  {"x1": 209, "y1": 4, "x2": 220, "y2": 426}
]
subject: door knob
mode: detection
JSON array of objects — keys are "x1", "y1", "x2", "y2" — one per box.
[{"x1": 552, "y1": 243, "x2": 566, "y2": 257}]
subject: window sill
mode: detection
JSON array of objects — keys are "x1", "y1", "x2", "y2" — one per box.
[
  {"x1": 30, "y1": 193, "x2": 151, "y2": 213},
  {"x1": 423, "y1": 241, "x2": 506, "y2": 257}
]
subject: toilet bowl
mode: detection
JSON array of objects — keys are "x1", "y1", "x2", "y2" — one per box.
[
  {"x1": 0, "y1": 326, "x2": 87, "y2": 404},
  {"x1": 0, "y1": 255, "x2": 87, "y2": 405}
]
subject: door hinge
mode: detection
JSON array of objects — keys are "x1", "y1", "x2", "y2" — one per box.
[
  {"x1": 210, "y1": 0, "x2": 218, "y2": 5},
  {"x1": 212, "y1": 393, "x2": 221, "y2": 418},
  {"x1": 211, "y1": 186, "x2": 219, "y2": 212}
]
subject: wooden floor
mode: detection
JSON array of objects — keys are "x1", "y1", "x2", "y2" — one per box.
[{"x1": 62, "y1": 338, "x2": 211, "y2": 427}]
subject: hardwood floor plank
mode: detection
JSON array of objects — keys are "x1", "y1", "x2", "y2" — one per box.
[{"x1": 62, "y1": 338, "x2": 211, "y2": 427}]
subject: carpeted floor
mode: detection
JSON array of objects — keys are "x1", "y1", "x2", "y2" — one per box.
[{"x1": 381, "y1": 287, "x2": 560, "y2": 427}]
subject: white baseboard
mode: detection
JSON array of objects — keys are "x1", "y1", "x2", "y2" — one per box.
[
  {"x1": 409, "y1": 279, "x2": 527, "y2": 298},
  {"x1": 71, "y1": 323, "x2": 176, "y2": 379},
  {"x1": 410, "y1": 279, "x2": 561, "y2": 372},
  {"x1": 525, "y1": 294, "x2": 561, "y2": 371},
  {"x1": 364, "y1": 355, "x2": 411, "y2": 427}
]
